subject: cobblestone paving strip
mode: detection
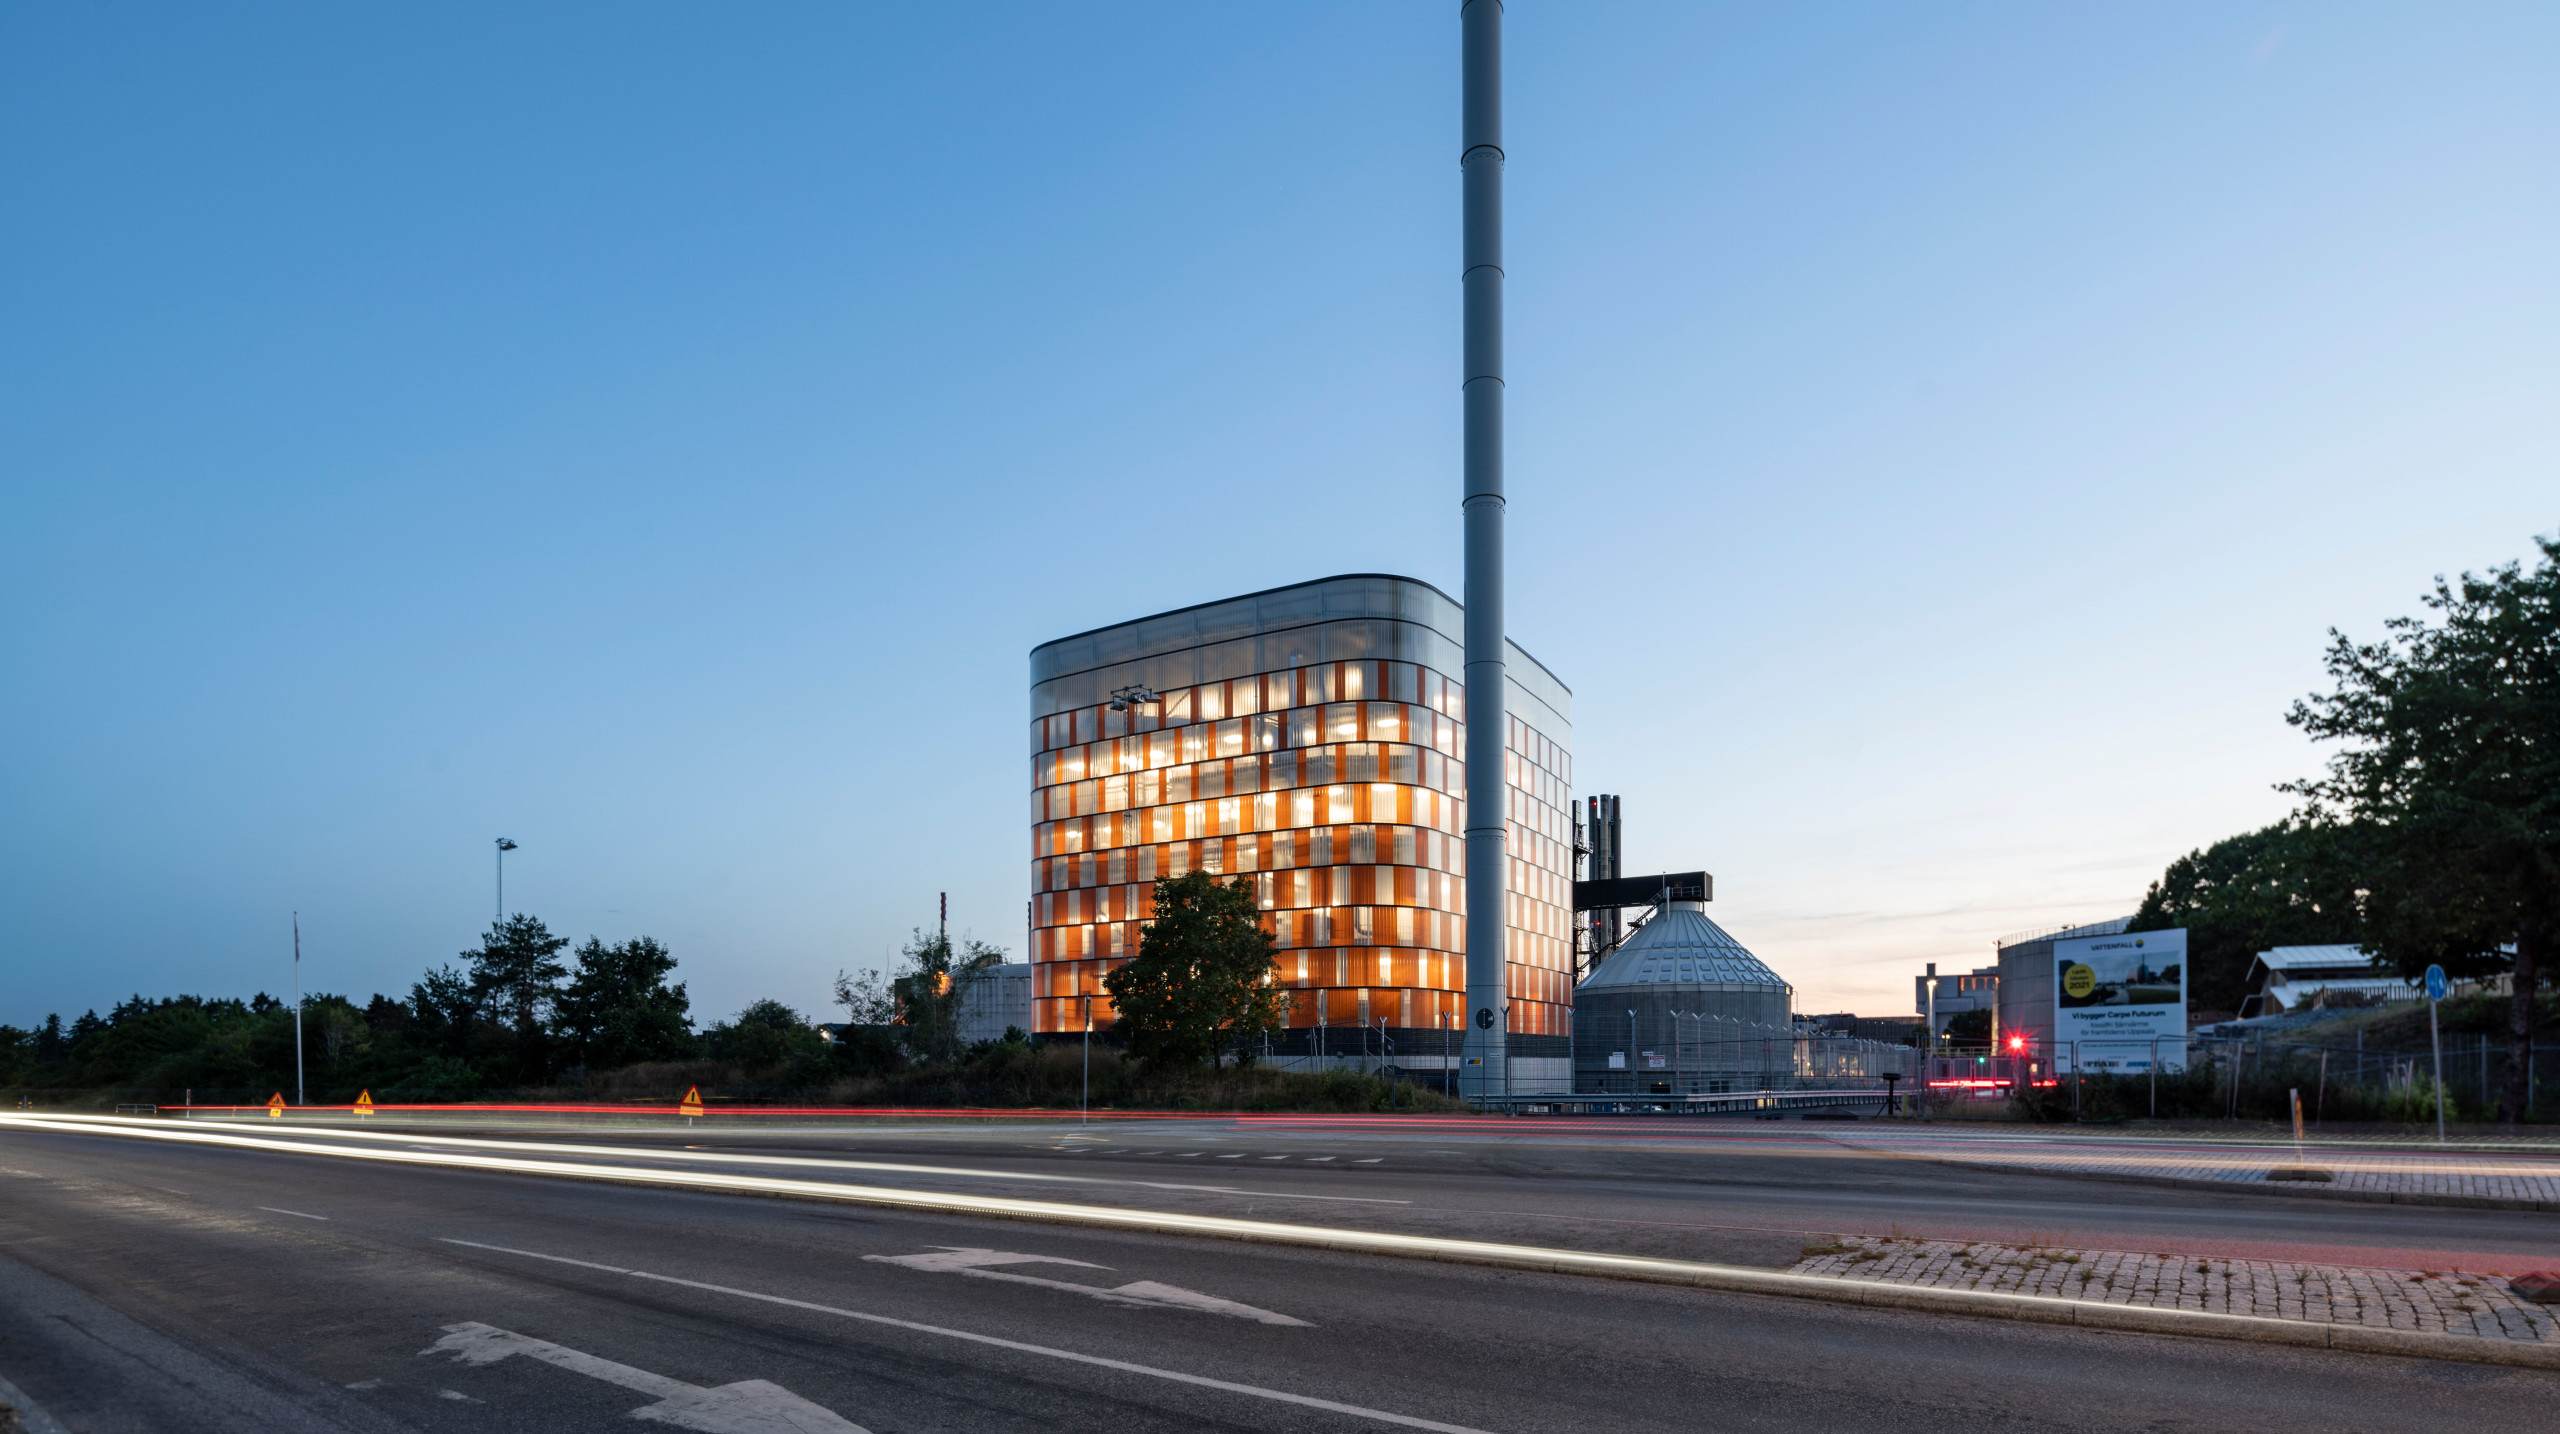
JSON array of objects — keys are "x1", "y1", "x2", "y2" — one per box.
[{"x1": 1791, "y1": 1235, "x2": 2560, "y2": 1345}]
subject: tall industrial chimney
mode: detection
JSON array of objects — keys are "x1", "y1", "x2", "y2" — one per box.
[{"x1": 1459, "y1": 0, "x2": 1508, "y2": 1098}]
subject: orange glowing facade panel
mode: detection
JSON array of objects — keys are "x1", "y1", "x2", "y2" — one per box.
[{"x1": 1027, "y1": 576, "x2": 1571, "y2": 1043}]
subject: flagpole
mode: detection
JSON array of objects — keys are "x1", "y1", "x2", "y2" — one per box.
[{"x1": 292, "y1": 912, "x2": 305, "y2": 1107}]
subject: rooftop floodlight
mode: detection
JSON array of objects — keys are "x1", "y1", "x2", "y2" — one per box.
[{"x1": 493, "y1": 838, "x2": 520, "y2": 923}]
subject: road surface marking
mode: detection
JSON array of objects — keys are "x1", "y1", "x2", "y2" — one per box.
[
  {"x1": 424, "y1": 1320, "x2": 868, "y2": 1433},
  {"x1": 865, "y1": 1246, "x2": 1310, "y2": 1326},
  {"x1": 257, "y1": 1206, "x2": 329, "y2": 1221},
  {"x1": 435, "y1": 1390, "x2": 481, "y2": 1403},
  {"x1": 1353, "y1": 1158, "x2": 1384, "y2": 1164},
  {"x1": 1305, "y1": 1157, "x2": 1335, "y2": 1163},
  {"x1": 3, "y1": 1118, "x2": 1430, "y2": 1239},
  {"x1": 1174, "y1": 1152, "x2": 1202, "y2": 1158},
  {"x1": 440, "y1": 1242, "x2": 1494, "y2": 1434},
  {"x1": 1215, "y1": 1153, "x2": 1245, "y2": 1159},
  {"x1": 33, "y1": 1113, "x2": 1244, "y2": 1198},
  {"x1": 1260, "y1": 1155, "x2": 1289, "y2": 1161}
]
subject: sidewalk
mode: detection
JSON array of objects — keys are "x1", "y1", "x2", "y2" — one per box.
[
  {"x1": 1823, "y1": 1124, "x2": 2560, "y2": 1208},
  {"x1": 1793, "y1": 1235, "x2": 2559, "y2": 1352}
]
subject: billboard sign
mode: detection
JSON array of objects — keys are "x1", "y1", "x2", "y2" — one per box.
[{"x1": 2054, "y1": 929, "x2": 2186, "y2": 1073}]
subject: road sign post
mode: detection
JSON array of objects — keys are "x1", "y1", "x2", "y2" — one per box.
[{"x1": 2424, "y1": 963, "x2": 2448, "y2": 1144}]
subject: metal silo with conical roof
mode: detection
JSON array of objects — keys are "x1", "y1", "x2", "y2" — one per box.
[{"x1": 1573, "y1": 902, "x2": 1797, "y2": 1094}]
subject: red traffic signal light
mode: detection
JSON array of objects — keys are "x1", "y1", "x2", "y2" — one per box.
[{"x1": 2006, "y1": 1034, "x2": 2028, "y2": 1054}]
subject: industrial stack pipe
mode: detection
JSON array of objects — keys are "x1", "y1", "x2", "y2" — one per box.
[{"x1": 1459, "y1": 0, "x2": 1508, "y2": 1098}]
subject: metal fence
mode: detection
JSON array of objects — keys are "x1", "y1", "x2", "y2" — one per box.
[
  {"x1": 1576, "y1": 1017, "x2": 1917, "y2": 1097},
  {"x1": 1991, "y1": 1033, "x2": 2558, "y2": 1123},
  {"x1": 2197, "y1": 1030, "x2": 2553, "y2": 1122}
]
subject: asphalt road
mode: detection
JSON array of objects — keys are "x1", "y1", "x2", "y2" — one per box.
[
  {"x1": 0, "y1": 1120, "x2": 2547, "y2": 1432},
  {"x1": 174, "y1": 1111, "x2": 2560, "y2": 1275}
]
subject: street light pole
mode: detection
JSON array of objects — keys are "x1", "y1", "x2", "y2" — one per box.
[
  {"x1": 291, "y1": 911, "x2": 305, "y2": 1107},
  {"x1": 1082, "y1": 993, "x2": 1093, "y2": 1125},
  {"x1": 494, "y1": 837, "x2": 518, "y2": 925}
]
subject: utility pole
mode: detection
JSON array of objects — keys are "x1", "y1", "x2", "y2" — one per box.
[{"x1": 291, "y1": 912, "x2": 305, "y2": 1107}]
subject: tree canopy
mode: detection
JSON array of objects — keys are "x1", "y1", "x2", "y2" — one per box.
[
  {"x1": 702, "y1": 998, "x2": 829, "y2": 1083},
  {"x1": 2127, "y1": 819, "x2": 2364, "y2": 1014},
  {"x1": 556, "y1": 936, "x2": 695, "y2": 1070},
  {"x1": 2287, "y1": 534, "x2": 2559, "y2": 1121},
  {"x1": 1103, "y1": 870, "x2": 1287, "y2": 1069},
  {"x1": 885, "y1": 928, "x2": 1005, "y2": 1064},
  {"x1": 3, "y1": 919, "x2": 716, "y2": 1103},
  {"x1": 464, "y1": 914, "x2": 571, "y2": 1081}
]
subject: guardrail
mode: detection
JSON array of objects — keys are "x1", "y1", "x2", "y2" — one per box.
[{"x1": 1472, "y1": 1086, "x2": 1894, "y2": 1117}]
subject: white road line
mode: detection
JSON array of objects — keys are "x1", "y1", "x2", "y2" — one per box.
[
  {"x1": 1260, "y1": 1156, "x2": 1289, "y2": 1161},
  {"x1": 439, "y1": 1240, "x2": 1495, "y2": 1434},
  {"x1": 26, "y1": 1112, "x2": 1201, "y2": 1198},
  {"x1": 864, "y1": 1247, "x2": 1310, "y2": 1326},
  {"x1": 257, "y1": 1206, "x2": 329, "y2": 1221},
  {"x1": 1305, "y1": 1157, "x2": 1335, "y2": 1163},
  {"x1": 426, "y1": 1320, "x2": 866, "y2": 1432},
  {"x1": 1174, "y1": 1152, "x2": 1202, "y2": 1158},
  {"x1": 1353, "y1": 1158, "x2": 1384, "y2": 1164},
  {"x1": 1215, "y1": 1153, "x2": 1245, "y2": 1159}
]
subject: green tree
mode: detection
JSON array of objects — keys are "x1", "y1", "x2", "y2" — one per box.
[
  {"x1": 831, "y1": 966, "x2": 896, "y2": 1025},
  {"x1": 33, "y1": 1014, "x2": 67, "y2": 1072},
  {"x1": 556, "y1": 936, "x2": 695, "y2": 1069},
  {"x1": 410, "y1": 965, "x2": 478, "y2": 1058},
  {"x1": 1103, "y1": 870, "x2": 1286, "y2": 1069},
  {"x1": 462, "y1": 914, "x2": 570, "y2": 1082},
  {"x1": 889, "y1": 929, "x2": 1004, "y2": 1064},
  {"x1": 702, "y1": 999, "x2": 829, "y2": 1082},
  {"x1": 2127, "y1": 819, "x2": 2365, "y2": 1014},
  {"x1": 2288, "y1": 535, "x2": 2560, "y2": 1122}
]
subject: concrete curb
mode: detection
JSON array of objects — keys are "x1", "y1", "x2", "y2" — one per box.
[
  {"x1": 18, "y1": 1112, "x2": 2554, "y2": 1373},
  {"x1": 0, "y1": 1372, "x2": 73, "y2": 1434},
  {"x1": 1825, "y1": 1135, "x2": 2560, "y2": 1213}
]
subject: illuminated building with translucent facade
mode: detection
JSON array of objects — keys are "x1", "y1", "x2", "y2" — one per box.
[{"x1": 1028, "y1": 575, "x2": 1573, "y2": 1089}]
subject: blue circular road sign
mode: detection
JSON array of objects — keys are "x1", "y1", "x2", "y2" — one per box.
[{"x1": 2424, "y1": 964, "x2": 2448, "y2": 1001}]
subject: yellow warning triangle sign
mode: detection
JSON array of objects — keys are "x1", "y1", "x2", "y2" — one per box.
[
  {"x1": 354, "y1": 1090, "x2": 375, "y2": 1116},
  {"x1": 266, "y1": 1092, "x2": 285, "y2": 1118},
  {"x1": 679, "y1": 1085, "x2": 704, "y2": 1117}
]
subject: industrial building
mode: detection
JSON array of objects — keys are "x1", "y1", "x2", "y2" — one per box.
[
  {"x1": 1027, "y1": 573, "x2": 1576, "y2": 1092},
  {"x1": 1991, "y1": 916, "x2": 2131, "y2": 1052},
  {"x1": 1916, "y1": 962, "x2": 1999, "y2": 1045},
  {"x1": 951, "y1": 963, "x2": 1034, "y2": 1046},
  {"x1": 1994, "y1": 917, "x2": 2191, "y2": 1074}
]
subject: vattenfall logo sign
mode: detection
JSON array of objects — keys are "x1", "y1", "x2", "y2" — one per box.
[{"x1": 2084, "y1": 938, "x2": 2147, "y2": 952}]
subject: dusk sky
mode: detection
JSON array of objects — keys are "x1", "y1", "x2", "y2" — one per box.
[{"x1": 5, "y1": 3, "x2": 2553, "y2": 1030}]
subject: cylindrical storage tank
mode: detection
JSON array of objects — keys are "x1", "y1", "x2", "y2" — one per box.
[{"x1": 1572, "y1": 902, "x2": 1795, "y2": 1095}]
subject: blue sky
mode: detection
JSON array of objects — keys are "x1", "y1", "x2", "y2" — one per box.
[{"x1": 5, "y1": 3, "x2": 2553, "y2": 1028}]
